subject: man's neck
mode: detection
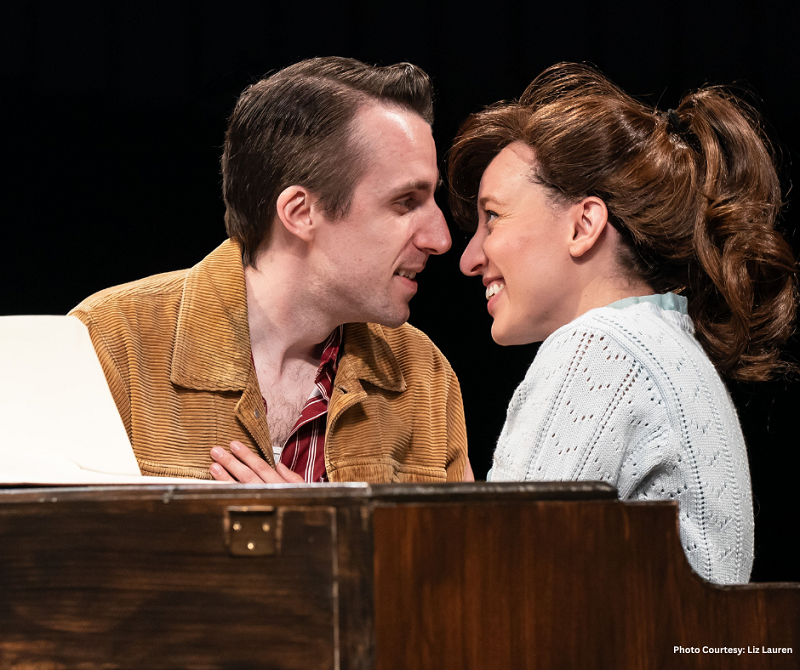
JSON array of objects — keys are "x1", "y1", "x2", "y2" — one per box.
[{"x1": 243, "y1": 252, "x2": 338, "y2": 373}]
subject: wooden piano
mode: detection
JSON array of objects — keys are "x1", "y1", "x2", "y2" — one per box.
[{"x1": 0, "y1": 482, "x2": 797, "y2": 669}]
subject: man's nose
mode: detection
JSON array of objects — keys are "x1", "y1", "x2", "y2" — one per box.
[
  {"x1": 459, "y1": 227, "x2": 487, "y2": 276},
  {"x1": 416, "y1": 204, "x2": 452, "y2": 256}
]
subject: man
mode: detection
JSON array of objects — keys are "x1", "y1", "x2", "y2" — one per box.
[{"x1": 70, "y1": 57, "x2": 470, "y2": 483}]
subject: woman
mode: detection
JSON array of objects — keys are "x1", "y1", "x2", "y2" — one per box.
[{"x1": 448, "y1": 63, "x2": 796, "y2": 584}]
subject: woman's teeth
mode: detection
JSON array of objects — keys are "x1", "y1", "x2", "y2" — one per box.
[{"x1": 485, "y1": 282, "x2": 505, "y2": 300}]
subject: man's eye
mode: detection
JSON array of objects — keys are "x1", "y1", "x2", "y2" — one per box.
[{"x1": 397, "y1": 198, "x2": 416, "y2": 210}]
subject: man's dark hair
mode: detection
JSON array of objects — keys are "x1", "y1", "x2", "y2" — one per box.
[{"x1": 221, "y1": 56, "x2": 435, "y2": 266}]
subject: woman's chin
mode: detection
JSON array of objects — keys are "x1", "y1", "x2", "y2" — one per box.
[{"x1": 491, "y1": 323, "x2": 538, "y2": 347}]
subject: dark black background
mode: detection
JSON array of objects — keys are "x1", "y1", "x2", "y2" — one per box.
[{"x1": 2, "y1": 1, "x2": 798, "y2": 581}]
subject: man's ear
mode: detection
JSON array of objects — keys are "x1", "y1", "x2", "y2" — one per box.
[
  {"x1": 567, "y1": 196, "x2": 610, "y2": 258},
  {"x1": 275, "y1": 185, "x2": 317, "y2": 243}
]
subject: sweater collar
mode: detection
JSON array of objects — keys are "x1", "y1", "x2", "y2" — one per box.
[{"x1": 606, "y1": 292, "x2": 688, "y2": 314}]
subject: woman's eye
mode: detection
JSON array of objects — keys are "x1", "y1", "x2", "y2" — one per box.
[{"x1": 484, "y1": 210, "x2": 499, "y2": 230}]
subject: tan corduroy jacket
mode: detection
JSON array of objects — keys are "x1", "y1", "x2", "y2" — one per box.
[{"x1": 70, "y1": 240, "x2": 467, "y2": 482}]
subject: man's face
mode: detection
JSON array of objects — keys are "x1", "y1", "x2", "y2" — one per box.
[{"x1": 313, "y1": 104, "x2": 451, "y2": 328}]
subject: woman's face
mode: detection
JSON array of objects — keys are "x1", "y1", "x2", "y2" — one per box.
[{"x1": 459, "y1": 142, "x2": 582, "y2": 345}]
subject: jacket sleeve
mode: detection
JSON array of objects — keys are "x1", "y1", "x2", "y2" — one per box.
[
  {"x1": 69, "y1": 308, "x2": 134, "y2": 442},
  {"x1": 443, "y1": 360, "x2": 468, "y2": 482}
]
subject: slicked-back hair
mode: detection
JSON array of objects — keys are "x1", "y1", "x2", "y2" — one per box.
[
  {"x1": 448, "y1": 62, "x2": 797, "y2": 382},
  {"x1": 221, "y1": 57, "x2": 434, "y2": 266}
]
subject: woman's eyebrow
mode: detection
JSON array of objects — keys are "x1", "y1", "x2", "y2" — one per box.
[{"x1": 479, "y1": 194, "x2": 506, "y2": 208}]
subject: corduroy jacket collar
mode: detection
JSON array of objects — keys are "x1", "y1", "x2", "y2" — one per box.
[{"x1": 169, "y1": 239, "x2": 406, "y2": 394}]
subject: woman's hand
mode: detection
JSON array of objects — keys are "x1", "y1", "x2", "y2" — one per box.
[{"x1": 209, "y1": 440, "x2": 304, "y2": 483}]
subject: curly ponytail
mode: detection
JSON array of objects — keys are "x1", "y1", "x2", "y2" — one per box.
[
  {"x1": 673, "y1": 90, "x2": 796, "y2": 380},
  {"x1": 447, "y1": 63, "x2": 796, "y2": 382}
]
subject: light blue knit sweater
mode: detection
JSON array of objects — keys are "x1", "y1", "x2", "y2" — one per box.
[{"x1": 491, "y1": 294, "x2": 754, "y2": 584}]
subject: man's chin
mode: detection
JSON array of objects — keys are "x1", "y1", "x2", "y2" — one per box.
[
  {"x1": 377, "y1": 315, "x2": 410, "y2": 329},
  {"x1": 372, "y1": 306, "x2": 410, "y2": 329}
]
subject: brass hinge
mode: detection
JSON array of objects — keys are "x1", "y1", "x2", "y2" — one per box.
[{"x1": 225, "y1": 506, "x2": 278, "y2": 556}]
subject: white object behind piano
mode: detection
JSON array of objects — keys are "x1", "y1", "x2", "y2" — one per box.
[{"x1": 0, "y1": 315, "x2": 201, "y2": 484}]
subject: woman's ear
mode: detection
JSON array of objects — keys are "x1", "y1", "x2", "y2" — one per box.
[
  {"x1": 567, "y1": 196, "x2": 610, "y2": 258},
  {"x1": 275, "y1": 185, "x2": 316, "y2": 243}
]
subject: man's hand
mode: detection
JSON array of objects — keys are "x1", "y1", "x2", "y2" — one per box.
[
  {"x1": 209, "y1": 441, "x2": 305, "y2": 483},
  {"x1": 463, "y1": 458, "x2": 475, "y2": 482}
]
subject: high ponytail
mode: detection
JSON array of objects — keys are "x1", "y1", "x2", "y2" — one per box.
[{"x1": 447, "y1": 63, "x2": 797, "y2": 382}]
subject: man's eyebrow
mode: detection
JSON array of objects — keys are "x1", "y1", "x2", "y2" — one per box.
[{"x1": 389, "y1": 178, "x2": 439, "y2": 197}]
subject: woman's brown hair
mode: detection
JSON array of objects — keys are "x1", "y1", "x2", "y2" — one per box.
[{"x1": 448, "y1": 63, "x2": 797, "y2": 382}]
